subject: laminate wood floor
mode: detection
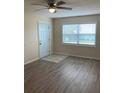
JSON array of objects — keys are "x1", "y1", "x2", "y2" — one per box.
[{"x1": 24, "y1": 56, "x2": 100, "y2": 93}]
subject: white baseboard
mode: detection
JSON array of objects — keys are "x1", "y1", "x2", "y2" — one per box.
[
  {"x1": 54, "y1": 52, "x2": 100, "y2": 61},
  {"x1": 24, "y1": 57, "x2": 40, "y2": 65},
  {"x1": 24, "y1": 53, "x2": 100, "y2": 65}
]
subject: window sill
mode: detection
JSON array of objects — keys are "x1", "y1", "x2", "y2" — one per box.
[{"x1": 62, "y1": 43, "x2": 96, "y2": 48}]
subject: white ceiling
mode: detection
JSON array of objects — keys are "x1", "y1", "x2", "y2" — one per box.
[{"x1": 25, "y1": 0, "x2": 100, "y2": 18}]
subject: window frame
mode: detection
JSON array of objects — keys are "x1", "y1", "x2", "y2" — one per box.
[{"x1": 62, "y1": 23, "x2": 97, "y2": 47}]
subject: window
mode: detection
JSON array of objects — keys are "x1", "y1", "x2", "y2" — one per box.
[{"x1": 62, "y1": 24, "x2": 96, "y2": 46}]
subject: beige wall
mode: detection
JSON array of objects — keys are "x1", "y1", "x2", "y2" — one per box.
[
  {"x1": 53, "y1": 15, "x2": 100, "y2": 59},
  {"x1": 24, "y1": 12, "x2": 52, "y2": 64},
  {"x1": 25, "y1": 14, "x2": 100, "y2": 64}
]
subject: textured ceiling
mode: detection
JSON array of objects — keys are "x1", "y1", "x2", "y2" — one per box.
[{"x1": 25, "y1": 0, "x2": 100, "y2": 18}]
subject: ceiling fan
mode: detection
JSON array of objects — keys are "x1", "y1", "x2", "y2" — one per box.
[{"x1": 31, "y1": 0, "x2": 72, "y2": 13}]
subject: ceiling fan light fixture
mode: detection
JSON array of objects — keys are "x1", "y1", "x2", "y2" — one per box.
[
  {"x1": 32, "y1": 0, "x2": 72, "y2": 13},
  {"x1": 49, "y1": 8, "x2": 56, "y2": 13},
  {"x1": 54, "y1": 3, "x2": 57, "y2": 6}
]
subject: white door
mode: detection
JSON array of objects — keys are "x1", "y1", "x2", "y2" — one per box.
[{"x1": 38, "y1": 23, "x2": 50, "y2": 58}]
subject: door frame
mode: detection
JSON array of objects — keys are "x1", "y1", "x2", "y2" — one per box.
[{"x1": 37, "y1": 22, "x2": 51, "y2": 59}]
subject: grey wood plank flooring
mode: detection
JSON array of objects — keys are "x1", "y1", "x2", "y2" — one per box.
[{"x1": 24, "y1": 56, "x2": 100, "y2": 93}]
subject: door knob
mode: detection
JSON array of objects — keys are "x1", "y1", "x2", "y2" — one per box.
[{"x1": 40, "y1": 42, "x2": 42, "y2": 45}]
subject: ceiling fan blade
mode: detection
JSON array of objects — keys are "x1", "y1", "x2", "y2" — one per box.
[
  {"x1": 47, "y1": 0, "x2": 56, "y2": 3},
  {"x1": 31, "y1": 0, "x2": 48, "y2": 4},
  {"x1": 56, "y1": 1, "x2": 66, "y2": 6},
  {"x1": 31, "y1": 3, "x2": 48, "y2": 7},
  {"x1": 31, "y1": 4, "x2": 41, "y2": 5},
  {"x1": 56, "y1": 7, "x2": 72, "y2": 10},
  {"x1": 34, "y1": 8, "x2": 48, "y2": 12}
]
